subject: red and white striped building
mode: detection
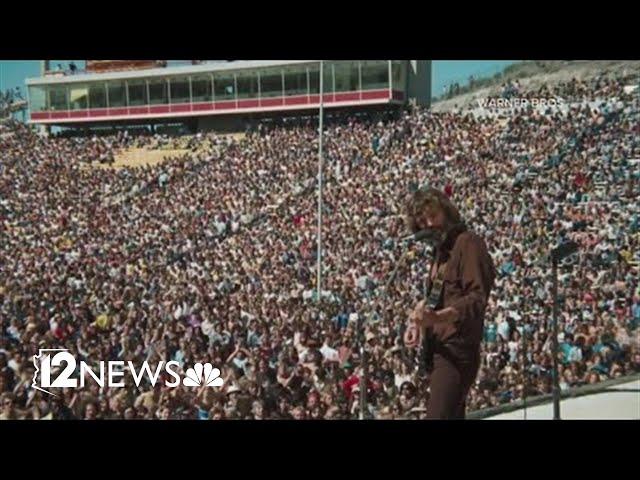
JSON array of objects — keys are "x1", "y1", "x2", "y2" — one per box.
[{"x1": 26, "y1": 60, "x2": 431, "y2": 131}]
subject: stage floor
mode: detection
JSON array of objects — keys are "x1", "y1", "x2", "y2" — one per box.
[{"x1": 485, "y1": 379, "x2": 640, "y2": 420}]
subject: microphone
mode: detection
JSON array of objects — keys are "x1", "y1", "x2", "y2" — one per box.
[
  {"x1": 383, "y1": 229, "x2": 440, "y2": 293},
  {"x1": 401, "y1": 229, "x2": 442, "y2": 244}
]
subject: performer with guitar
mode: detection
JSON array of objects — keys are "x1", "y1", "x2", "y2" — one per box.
[{"x1": 405, "y1": 187, "x2": 496, "y2": 419}]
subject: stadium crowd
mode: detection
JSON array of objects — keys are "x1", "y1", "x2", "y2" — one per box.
[{"x1": 1, "y1": 71, "x2": 639, "y2": 419}]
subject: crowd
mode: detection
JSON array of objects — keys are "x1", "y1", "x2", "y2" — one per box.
[
  {"x1": 0, "y1": 88, "x2": 24, "y2": 119},
  {"x1": 499, "y1": 73, "x2": 638, "y2": 104},
  {"x1": 1, "y1": 70, "x2": 639, "y2": 420}
]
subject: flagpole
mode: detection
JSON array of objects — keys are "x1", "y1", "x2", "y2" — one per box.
[{"x1": 316, "y1": 60, "x2": 324, "y2": 303}]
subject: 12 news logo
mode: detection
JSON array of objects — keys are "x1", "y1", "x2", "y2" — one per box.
[{"x1": 32, "y1": 349, "x2": 224, "y2": 396}]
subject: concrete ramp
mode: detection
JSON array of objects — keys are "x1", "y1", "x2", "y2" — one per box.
[{"x1": 486, "y1": 379, "x2": 640, "y2": 420}]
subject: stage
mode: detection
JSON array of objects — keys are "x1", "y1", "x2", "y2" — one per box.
[{"x1": 485, "y1": 378, "x2": 640, "y2": 420}]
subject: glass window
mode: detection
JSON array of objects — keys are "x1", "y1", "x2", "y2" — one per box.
[
  {"x1": 236, "y1": 71, "x2": 259, "y2": 99},
  {"x1": 49, "y1": 86, "x2": 68, "y2": 111},
  {"x1": 284, "y1": 67, "x2": 308, "y2": 96},
  {"x1": 361, "y1": 61, "x2": 389, "y2": 90},
  {"x1": 334, "y1": 61, "x2": 360, "y2": 92},
  {"x1": 214, "y1": 74, "x2": 235, "y2": 101},
  {"x1": 192, "y1": 75, "x2": 212, "y2": 102},
  {"x1": 170, "y1": 77, "x2": 190, "y2": 103},
  {"x1": 259, "y1": 68, "x2": 283, "y2": 98},
  {"x1": 392, "y1": 61, "x2": 405, "y2": 90},
  {"x1": 148, "y1": 79, "x2": 168, "y2": 105},
  {"x1": 28, "y1": 86, "x2": 47, "y2": 112},
  {"x1": 89, "y1": 83, "x2": 107, "y2": 109},
  {"x1": 69, "y1": 84, "x2": 89, "y2": 110},
  {"x1": 107, "y1": 81, "x2": 126, "y2": 108},
  {"x1": 127, "y1": 80, "x2": 147, "y2": 106},
  {"x1": 309, "y1": 63, "x2": 334, "y2": 94}
]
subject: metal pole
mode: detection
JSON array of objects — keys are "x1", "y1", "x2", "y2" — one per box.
[
  {"x1": 316, "y1": 61, "x2": 324, "y2": 303},
  {"x1": 551, "y1": 259, "x2": 561, "y2": 420},
  {"x1": 522, "y1": 325, "x2": 528, "y2": 420},
  {"x1": 359, "y1": 325, "x2": 367, "y2": 420}
]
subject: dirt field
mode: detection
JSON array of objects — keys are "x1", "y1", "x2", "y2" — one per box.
[
  {"x1": 82, "y1": 132, "x2": 242, "y2": 170},
  {"x1": 91, "y1": 148, "x2": 191, "y2": 169}
]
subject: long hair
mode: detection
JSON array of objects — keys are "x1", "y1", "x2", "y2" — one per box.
[{"x1": 404, "y1": 187, "x2": 462, "y2": 234}]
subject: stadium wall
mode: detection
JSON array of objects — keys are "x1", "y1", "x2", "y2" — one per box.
[{"x1": 467, "y1": 372, "x2": 640, "y2": 419}]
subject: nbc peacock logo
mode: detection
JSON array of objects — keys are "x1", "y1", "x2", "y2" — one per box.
[{"x1": 182, "y1": 363, "x2": 224, "y2": 387}]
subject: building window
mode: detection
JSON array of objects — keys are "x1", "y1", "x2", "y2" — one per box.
[
  {"x1": 191, "y1": 75, "x2": 212, "y2": 102},
  {"x1": 107, "y1": 82, "x2": 126, "y2": 108},
  {"x1": 361, "y1": 61, "x2": 389, "y2": 91},
  {"x1": 284, "y1": 67, "x2": 308, "y2": 96},
  {"x1": 236, "y1": 71, "x2": 259, "y2": 99},
  {"x1": 170, "y1": 77, "x2": 190, "y2": 104},
  {"x1": 28, "y1": 86, "x2": 47, "y2": 112},
  {"x1": 214, "y1": 74, "x2": 235, "y2": 101},
  {"x1": 89, "y1": 83, "x2": 107, "y2": 109},
  {"x1": 334, "y1": 61, "x2": 360, "y2": 92},
  {"x1": 127, "y1": 80, "x2": 147, "y2": 106},
  {"x1": 49, "y1": 86, "x2": 68, "y2": 111},
  {"x1": 309, "y1": 63, "x2": 334, "y2": 94},
  {"x1": 69, "y1": 85, "x2": 89, "y2": 110},
  {"x1": 259, "y1": 68, "x2": 283, "y2": 98},
  {"x1": 149, "y1": 79, "x2": 169, "y2": 105}
]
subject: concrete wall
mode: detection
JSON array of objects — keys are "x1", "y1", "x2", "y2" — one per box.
[
  {"x1": 408, "y1": 60, "x2": 432, "y2": 108},
  {"x1": 197, "y1": 114, "x2": 247, "y2": 133}
]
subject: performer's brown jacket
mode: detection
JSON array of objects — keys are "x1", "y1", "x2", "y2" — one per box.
[{"x1": 431, "y1": 226, "x2": 497, "y2": 352}]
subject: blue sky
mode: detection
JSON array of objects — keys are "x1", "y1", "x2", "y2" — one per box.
[
  {"x1": 0, "y1": 60, "x2": 85, "y2": 94},
  {"x1": 0, "y1": 59, "x2": 518, "y2": 101},
  {"x1": 432, "y1": 60, "x2": 517, "y2": 96}
]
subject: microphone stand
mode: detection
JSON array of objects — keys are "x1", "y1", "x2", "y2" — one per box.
[
  {"x1": 522, "y1": 326, "x2": 528, "y2": 420},
  {"x1": 551, "y1": 256, "x2": 561, "y2": 420},
  {"x1": 549, "y1": 240, "x2": 578, "y2": 420}
]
